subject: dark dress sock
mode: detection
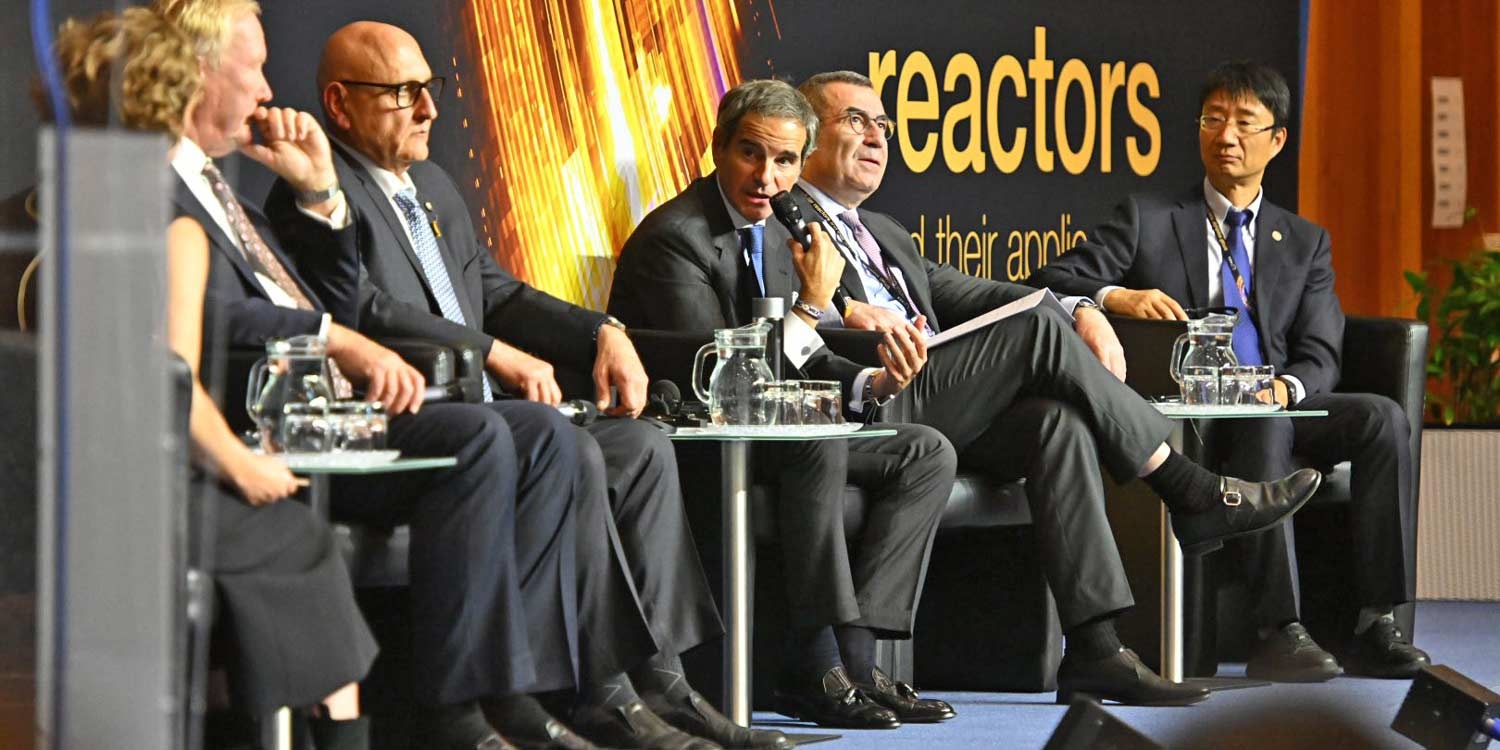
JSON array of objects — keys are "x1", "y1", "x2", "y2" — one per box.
[
  {"x1": 580, "y1": 671, "x2": 642, "y2": 710},
  {"x1": 630, "y1": 652, "x2": 693, "y2": 703},
  {"x1": 786, "y1": 625, "x2": 843, "y2": 681},
  {"x1": 1065, "y1": 616, "x2": 1124, "y2": 661},
  {"x1": 307, "y1": 715, "x2": 369, "y2": 750},
  {"x1": 834, "y1": 625, "x2": 878, "y2": 683},
  {"x1": 1143, "y1": 451, "x2": 1220, "y2": 514}
]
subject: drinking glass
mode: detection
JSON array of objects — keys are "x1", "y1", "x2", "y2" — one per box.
[
  {"x1": 758, "y1": 381, "x2": 801, "y2": 426},
  {"x1": 1178, "y1": 365, "x2": 1221, "y2": 406},
  {"x1": 278, "y1": 403, "x2": 336, "y2": 453},
  {"x1": 332, "y1": 401, "x2": 388, "y2": 450},
  {"x1": 800, "y1": 380, "x2": 844, "y2": 425}
]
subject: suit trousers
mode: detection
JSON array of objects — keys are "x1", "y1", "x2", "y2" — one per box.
[
  {"x1": 202, "y1": 477, "x2": 378, "y2": 716},
  {"x1": 333, "y1": 401, "x2": 580, "y2": 704},
  {"x1": 1208, "y1": 391, "x2": 1415, "y2": 626},
  {"x1": 569, "y1": 417, "x2": 722, "y2": 684},
  {"x1": 892, "y1": 306, "x2": 1174, "y2": 629},
  {"x1": 755, "y1": 423, "x2": 953, "y2": 638},
  {"x1": 955, "y1": 398, "x2": 1136, "y2": 630}
]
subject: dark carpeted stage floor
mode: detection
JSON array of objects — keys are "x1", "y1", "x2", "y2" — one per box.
[
  {"x1": 1, "y1": 601, "x2": 1494, "y2": 748},
  {"x1": 750, "y1": 601, "x2": 1500, "y2": 749}
]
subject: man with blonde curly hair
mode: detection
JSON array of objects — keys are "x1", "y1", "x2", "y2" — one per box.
[{"x1": 42, "y1": 7, "x2": 377, "y2": 748}]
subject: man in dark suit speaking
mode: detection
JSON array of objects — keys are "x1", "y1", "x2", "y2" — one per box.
[
  {"x1": 265, "y1": 21, "x2": 789, "y2": 750},
  {"x1": 612, "y1": 76, "x2": 1323, "y2": 707},
  {"x1": 1028, "y1": 60, "x2": 1428, "y2": 681}
]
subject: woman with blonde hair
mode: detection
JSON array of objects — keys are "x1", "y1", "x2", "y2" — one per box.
[{"x1": 42, "y1": 9, "x2": 375, "y2": 748}]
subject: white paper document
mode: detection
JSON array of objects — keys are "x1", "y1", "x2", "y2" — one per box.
[
  {"x1": 1430, "y1": 77, "x2": 1467, "y2": 229},
  {"x1": 927, "y1": 287, "x2": 1070, "y2": 349}
]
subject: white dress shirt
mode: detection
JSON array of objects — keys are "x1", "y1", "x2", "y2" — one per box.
[{"x1": 171, "y1": 137, "x2": 350, "y2": 309}]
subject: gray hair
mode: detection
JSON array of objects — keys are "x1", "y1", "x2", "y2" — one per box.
[
  {"x1": 798, "y1": 70, "x2": 873, "y2": 117},
  {"x1": 713, "y1": 79, "x2": 818, "y2": 160}
]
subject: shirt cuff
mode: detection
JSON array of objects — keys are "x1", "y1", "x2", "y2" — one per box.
[
  {"x1": 296, "y1": 191, "x2": 351, "y2": 229},
  {"x1": 1059, "y1": 294, "x2": 1090, "y2": 315},
  {"x1": 848, "y1": 367, "x2": 881, "y2": 413},
  {"x1": 1280, "y1": 373, "x2": 1307, "y2": 406},
  {"x1": 1096, "y1": 285, "x2": 1125, "y2": 308},
  {"x1": 783, "y1": 311, "x2": 825, "y2": 370}
]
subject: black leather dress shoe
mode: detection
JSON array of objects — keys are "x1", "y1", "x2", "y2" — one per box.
[
  {"x1": 569, "y1": 700, "x2": 721, "y2": 750},
  {"x1": 507, "y1": 718, "x2": 617, "y2": 750},
  {"x1": 852, "y1": 667, "x2": 955, "y2": 723},
  {"x1": 1056, "y1": 648, "x2": 1210, "y2": 706},
  {"x1": 773, "y1": 666, "x2": 901, "y2": 729},
  {"x1": 1345, "y1": 617, "x2": 1430, "y2": 678},
  {"x1": 1171, "y1": 469, "x2": 1322, "y2": 555},
  {"x1": 643, "y1": 689, "x2": 792, "y2": 749},
  {"x1": 419, "y1": 703, "x2": 517, "y2": 750},
  {"x1": 1245, "y1": 622, "x2": 1343, "y2": 682}
]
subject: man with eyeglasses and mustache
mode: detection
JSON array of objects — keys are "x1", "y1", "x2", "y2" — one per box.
[{"x1": 1030, "y1": 60, "x2": 1428, "y2": 683}]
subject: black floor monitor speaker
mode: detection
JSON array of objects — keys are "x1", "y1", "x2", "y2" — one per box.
[
  {"x1": 1043, "y1": 698, "x2": 1163, "y2": 750},
  {"x1": 1392, "y1": 665, "x2": 1500, "y2": 749}
]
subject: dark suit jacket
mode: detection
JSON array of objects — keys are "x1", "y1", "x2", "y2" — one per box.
[
  {"x1": 789, "y1": 186, "x2": 1036, "y2": 334},
  {"x1": 265, "y1": 143, "x2": 606, "y2": 375},
  {"x1": 1027, "y1": 186, "x2": 1343, "y2": 398},
  {"x1": 609, "y1": 175, "x2": 864, "y2": 398},
  {"x1": 171, "y1": 175, "x2": 359, "y2": 347}
]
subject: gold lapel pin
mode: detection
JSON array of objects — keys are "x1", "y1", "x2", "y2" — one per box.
[{"x1": 1271, "y1": 230, "x2": 1283, "y2": 241}]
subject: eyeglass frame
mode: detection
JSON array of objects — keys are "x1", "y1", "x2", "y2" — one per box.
[
  {"x1": 827, "y1": 107, "x2": 895, "y2": 141},
  {"x1": 1196, "y1": 114, "x2": 1280, "y2": 138},
  {"x1": 338, "y1": 76, "x2": 446, "y2": 109}
]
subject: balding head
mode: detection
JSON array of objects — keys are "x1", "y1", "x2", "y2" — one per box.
[{"x1": 319, "y1": 21, "x2": 439, "y2": 174}]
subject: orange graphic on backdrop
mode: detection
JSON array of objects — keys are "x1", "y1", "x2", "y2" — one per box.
[{"x1": 457, "y1": 0, "x2": 744, "y2": 309}]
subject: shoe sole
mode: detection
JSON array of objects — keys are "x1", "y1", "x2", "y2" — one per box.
[
  {"x1": 1180, "y1": 472, "x2": 1323, "y2": 556},
  {"x1": 1056, "y1": 688, "x2": 1211, "y2": 707},
  {"x1": 1244, "y1": 665, "x2": 1343, "y2": 683},
  {"x1": 771, "y1": 696, "x2": 902, "y2": 730}
]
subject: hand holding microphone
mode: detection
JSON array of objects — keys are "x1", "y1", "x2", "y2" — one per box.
[{"x1": 771, "y1": 191, "x2": 844, "y2": 313}]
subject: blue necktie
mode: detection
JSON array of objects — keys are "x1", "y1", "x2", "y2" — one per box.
[
  {"x1": 1220, "y1": 208, "x2": 1263, "y2": 365},
  {"x1": 392, "y1": 187, "x2": 493, "y2": 401},
  {"x1": 740, "y1": 225, "x2": 766, "y2": 296}
]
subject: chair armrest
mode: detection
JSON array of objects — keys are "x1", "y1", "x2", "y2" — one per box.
[
  {"x1": 376, "y1": 337, "x2": 483, "y2": 404},
  {"x1": 1336, "y1": 315, "x2": 1428, "y2": 469},
  {"x1": 1336, "y1": 315, "x2": 1427, "y2": 423}
]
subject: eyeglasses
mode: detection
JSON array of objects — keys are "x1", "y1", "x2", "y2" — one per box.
[
  {"x1": 339, "y1": 77, "x2": 446, "y2": 109},
  {"x1": 830, "y1": 108, "x2": 894, "y2": 140},
  {"x1": 1197, "y1": 115, "x2": 1278, "y2": 138}
]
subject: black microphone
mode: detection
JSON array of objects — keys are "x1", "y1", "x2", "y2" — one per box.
[
  {"x1": 770, "y1": 190, "x2": 813, "y2": 247},
  {"x1": 556, "y1": 399, "x2": 598, "y2": 426},
  {"x1": 646, "y1": 380, "x2": 682, "y2": 419}
]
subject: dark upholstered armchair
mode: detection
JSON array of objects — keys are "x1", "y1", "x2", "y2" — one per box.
[{"x1": 1182, "y1": 315, "x2": 1428, "y2": 673}]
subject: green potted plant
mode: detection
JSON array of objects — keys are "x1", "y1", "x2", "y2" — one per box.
[{"x1": 1405, "y1": 221, "x2": 1500, "y2": 426}]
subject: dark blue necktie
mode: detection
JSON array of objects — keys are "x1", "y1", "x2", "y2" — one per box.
[
  {"x1": 1220, "y1": 208, "x2": 1263, "y2": 365},
  {"x1": 740, "y1": 225, "x2": 766, "y2": 296}
]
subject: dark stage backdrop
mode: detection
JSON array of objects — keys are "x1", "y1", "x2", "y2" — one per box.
[
  {"x1": 735, "y1": 0, "x2": 1303, "y2": 284},
  {"x1": 5, "y1": 1, "x2": 1302, "y2": 308},
  {"x1": 254, "y1": 0, "x2": 1301, "y2": 307}
]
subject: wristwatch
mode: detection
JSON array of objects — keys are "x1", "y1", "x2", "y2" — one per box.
[
  {"x1": 1073, "y1": 297, "x2": 1101, "y2": 314},
  {"x1": 792, "y1": 299, "x2": 824, "y2": 321},
  {"x1": 862, "y1": 373, "x2": 896, "y2": 407},
  {"x1": 593, "y1": 315, "x2": 627, "y2": 341},
  {"x1": 296, "y1": 182, "x2": 342, "y2": 206}
]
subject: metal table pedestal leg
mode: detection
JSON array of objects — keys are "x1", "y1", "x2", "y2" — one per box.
[{"x1": 721, "y1": 441, "x2": 754, "y2": 728}]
